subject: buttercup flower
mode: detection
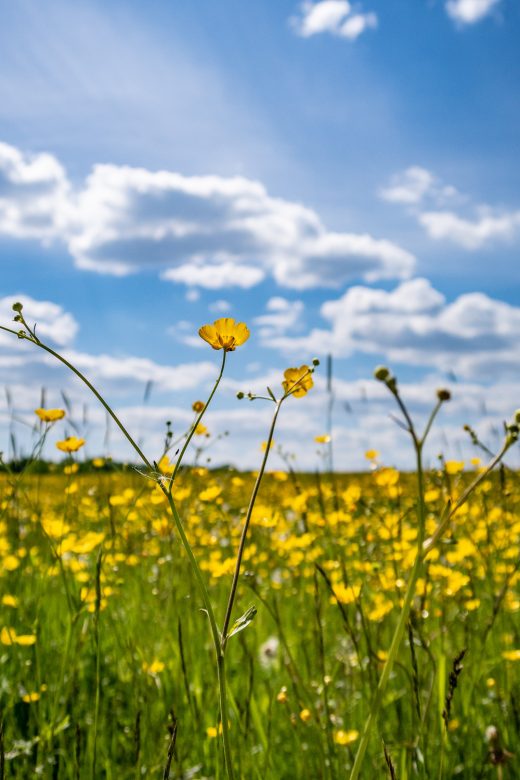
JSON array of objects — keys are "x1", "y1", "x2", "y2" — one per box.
[
  {"x1": 35, "y1": 408, "x2": 66, "y2": 423},
  {"x1": 315, "y1": 434, "x2": 331, "y2": 444},
  {"x1": 282, "y1": 365, "x2": 313, "y2": 398},
  {"x1": 192, "y1": 400, "x2": 205, "y2": 413},
  {"x1": 56, "y1": 437, "x2": 85, "y2": 453},
  {"x1": 199, "y1": 318, "x2": 250, "y2": 351}
]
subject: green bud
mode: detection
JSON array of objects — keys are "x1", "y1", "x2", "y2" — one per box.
[
  {"x1": 386, "y1": 376, "x2": 398, "y2": 394},
  {"x1": 374, "y1": 365, "x2": 390, "y2": 382},
  {"x1": 12, "y1": 302, "x2": 23, "y2": 313},
  {"x1": 312, "y1": 357, "x2": 320, "y2": 366},
  {"x1": 506, "y1": 423, "x2": 519, "y2": 446},
  {"x1": 515, "y1": 410, "x2": 520, "y2": 425},
  {"x1": 236, "y1": 391, "x2": 244, "y2": 400}
]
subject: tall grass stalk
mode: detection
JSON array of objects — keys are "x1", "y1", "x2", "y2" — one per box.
[{"x1": 349, "y1": 374, "x2": 517, "y2": 780}]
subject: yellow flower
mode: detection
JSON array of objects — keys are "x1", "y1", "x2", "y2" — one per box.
[
  {"x1": 1, "y1": 627, "x2": 15, "y2": 645},
  {"x1": 192, "y1": 400, "x2": 205, "y2": 412},
  {"x1": 35, "y1": 408, "x2": 66, "y2": 423},
  {"x1": 299, "y1": 708, "x2": 312, "y2": 722},
  {"x1": 315, "y1": 434, "x2": 331, "y2": 444},
  {"x1": 15, "y1": 634, "x2": 37, "y2": 646},
  {"x1": 282, "y1": 366, "x2": 313, "y2": 398},
  {"x1": 199, "y1": 318, "x2": 250, "y2": 351},
  {"x1": 199, "y1": 485, "x2": 222, "y2": 502},
  {"x1": 142, "y1": 659, "x2": 165, "y2": 675},
  {"x1": 334, "y1": 729, "x2": 359, "y2": 746},
  {"x1": 0, "y1": 627, "x2": 36, "y2": 646},
  {"x1": 502, "y1": 649, "x2": 520, "y2": 661},
  {"x1": 2, "y1": 595, "x2": 18, "y2": 608},
  {"x1": 22, "y1": 692, "x2": 40, "y2": 703},
  {"x1": 261, "y1": 440, "x2": 275, "y2": 451},
  {"x1": 194, "y1": 423, "x2": 208, "y2": 436},
  {"x1": 56, "y1": 437, "x2": 85, "y2": 453},
  {"x1": 445, "y1": 460, "x2": 464, "y2": 475},
  {"x1": 276, "y1": 687, "x2": 288, "y2": 703},
  {"x1": 206, "y1": 723, "x2": 225, "y2": 738},
  {"x1": 92, "y1": 458, "x2": 105, "y2": 468},
  {"x1": 365, "y1": 449, "x2": 379, "y2": 461}
]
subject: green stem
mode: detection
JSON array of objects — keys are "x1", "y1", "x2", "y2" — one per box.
[
  {"x1": 349, "y1": 440, "x2": 426, "y2": 780},
  {"x1": 20, "y1": 337, "x2": 155, "y2": 472},
  {"x1": 168, "y1": 350, "x2": 226, "y2": 493},
  {"x1": 349, "y1": 432, "x2": 512, "y2": 780},
  {"x1": 8, "y1": 327, "x2": 236, "y2": 778},
  {"x1": 162, "y1": 488, "x2": 234, "y2": 779},
  {"x1": 221, "y1": 399, "x2": 282, "y2": 645}
]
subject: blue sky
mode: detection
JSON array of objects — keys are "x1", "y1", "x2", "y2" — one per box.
[{"x1": 1, "y1": 0, "x2": 519, "y2": 470}]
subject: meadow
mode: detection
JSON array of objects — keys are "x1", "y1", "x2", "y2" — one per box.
[{"x1": 0, "y1": 308, "x2": 519, "y2": 779}]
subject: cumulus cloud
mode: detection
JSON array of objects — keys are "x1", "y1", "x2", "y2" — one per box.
[
  {"x1": 445, "y1": 0, "x2": 501, "y2": 25},
  {"x1": 378, "y1": 166, "x2": 459, "y2": 206},
  {"x1": 380, "y1": 165, "x2": 520, "y2": 249},
  {"x1": 0, "y1": 141, "x2": 71, "y2": 241},
  {"x1": 0, "y1": 294, "x2": 78, "y2": 347},
  {"x1": 419, "y1": 209, "x2": 520, "y2": 249},
  {"x1": 291, "y1": 1, "x2": 377, "y2": 40},
  {"x1": 265, "y1": 278, "x2": 520, "y2": 378},
  {"x1": 0, "y1": 293, "x2": 518, "y2": 470},
  {"x1": 0, "y1": 140, "x2": 415, "y2": 290},
  {"x1": 254, "y1": 297, "x2": 305, "y2": 338}
]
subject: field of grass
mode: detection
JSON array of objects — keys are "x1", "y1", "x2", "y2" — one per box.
[
  {"x1": 1, "y1": 458, "x2": 519, "y2": 779},
  {"x1": 1, "y1": 309, "x2": 519, "y2": 779}
]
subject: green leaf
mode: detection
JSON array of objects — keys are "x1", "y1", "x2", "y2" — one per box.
[{"x1": 227, "y1": 605, "x2": 257, "y2": 639}]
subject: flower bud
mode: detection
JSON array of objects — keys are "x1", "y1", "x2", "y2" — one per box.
[
  {"x1": 436, "y1": 388, "x2": 451, "y2": 402},
  {"x1": 506, "y1": 423, "x2": 519, "y2": 446},
  {"x1": 312, "y1": 357, "x2": 320, "y2": 366},
  {"x1": 236, "y1": 391, "x2": 244, "y2": 400},
  {"x1": 386, "y1": 376, "x2": 398, "y2": 393},
  {"x1": 515, "y1": 410, "x2": 520, "y2": 425},
  {"x1": 374, "y1": 365, "x2": 390, "y2": 382},
  {"x1": 12, "y1": 302, "x2": 23, "y2": 313}
]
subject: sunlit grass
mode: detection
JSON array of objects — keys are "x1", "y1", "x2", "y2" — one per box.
[{"x1": 0, "y1": 303, "x2": 519, "y2": 778}]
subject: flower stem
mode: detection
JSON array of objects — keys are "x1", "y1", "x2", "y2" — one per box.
[
  {"x1": 221, "y1": 399, "x2": 282, "y2": 646},
  {"x1": 168, "y1": 350, "x2": 227, "y2": 493}
]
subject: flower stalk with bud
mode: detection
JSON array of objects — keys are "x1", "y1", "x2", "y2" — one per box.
[
  {"x1": 0, "y1": 304, "x2": 316, "y2": 780},
  {"x1": 349, "y1": 367, "x2": 519, "y2": 780}
]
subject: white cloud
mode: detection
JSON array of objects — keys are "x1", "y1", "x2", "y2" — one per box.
[
  {"x1": 379, "y1": 165, "x2": 461, "y2": 207},
  {"x1": 379, "y1": 166, "x2": 437, "y2": 205},
  {"x1": 254, "y1": 297, "x2": 305, "y2": 338},
  {"x1": 63, "y1": 350, "x2": 217, "y2": 392},
  {"x1": 0, "y1": 294, "x2": 78, "y2": 347},
  {"x1": 0, "y1": 141, "x2": 70, "y2": 240},
  {"x1": 161, "y1": 262, "x2": 265, "y2": 290},
  {"x1": 1, "y1": 294, "x2": 518, "y2": 471},
  {"x1": 339, "y1": 12, "x2": 378, "y2": 40},
  {"x1": 381, "y1": 165, "x2": 520, "y2": 250},
  {"x1": 445, "y1": 0, "x2": 501, "y2": 25},
  {"x1": 209, "y1": 299, "x2": 231, "y2": 313},
  {"x1": 291, "y1": 1, "x2": 377, "y2": 40},
  {"x1": 0, "y1": 141, "x2": 415, "y2": 290},
  {"x1": 265, "y1": 278, "x2": 520, "y2": 379},
  {"x1": 419, "y1": 209, "x2": 520, "y2": 249}
]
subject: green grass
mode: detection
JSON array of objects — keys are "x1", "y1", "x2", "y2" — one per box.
[{"x1": 1, "y1": 465, "x2": 519, "y2": 778}]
